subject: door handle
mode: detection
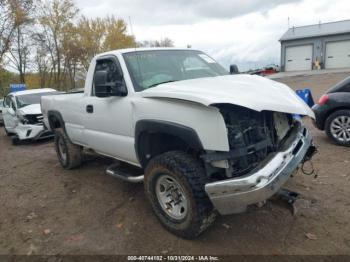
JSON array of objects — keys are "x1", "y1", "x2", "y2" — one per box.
[{"x1": 86, "y1": 105, "x2": 93, "y2": 113}]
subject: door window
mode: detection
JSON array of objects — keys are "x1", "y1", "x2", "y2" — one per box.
[
  {"x1": 4, "y1": 96, "x2": 12, "y2": 108},
  {"x1": 10, "y1": 97, "x2": 16, "y2": 110}
]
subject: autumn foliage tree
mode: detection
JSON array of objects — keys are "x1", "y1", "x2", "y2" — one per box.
[
  {"x1": 77, "y1": 16, "x2": 135, "y2": 71},
  {"x1": 5, "y1": 0, "x2": 35, "y2": 84}
]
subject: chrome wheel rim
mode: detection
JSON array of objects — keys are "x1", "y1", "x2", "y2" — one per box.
[
  {"x1": 57, "y1": 137, "x2": 67, "y2": 163},
  {"x1": 155, "y1": 175, "x2": 188, "y2": 220},
  {"x1": 330, "y1": 116, "x2": 350, "y2": 142}
]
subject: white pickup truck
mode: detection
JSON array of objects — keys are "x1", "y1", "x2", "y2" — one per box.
[{"x1": 42, "y1": 48, "x2": 315, "y2": 238}]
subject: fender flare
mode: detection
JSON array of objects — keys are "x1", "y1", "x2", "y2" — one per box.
[{"x1": 135, "y1": 119, "x2": 204, "y2": 167}]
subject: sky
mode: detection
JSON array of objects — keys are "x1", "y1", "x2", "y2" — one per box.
[{"x1": 76, "y1": 0, "x2": 350, "y2": 71}]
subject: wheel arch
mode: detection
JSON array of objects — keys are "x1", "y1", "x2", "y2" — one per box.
[
  {"x1": 323, "y1": 106, "x2": 350, "y2": 129},
  {"x1": 47, "y1": 110, "x2": 65, "y2": 131},
  {"x1": 135, "y1": 120, "x2": 204, "y2": 168}
]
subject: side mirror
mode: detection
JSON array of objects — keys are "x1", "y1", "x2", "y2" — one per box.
[
  {"x1": 229, "y1": 64, "x2": 239, "y2": 74},
  {"x1": 94, "y1": 70, "x2": 127, "y2": 98}
]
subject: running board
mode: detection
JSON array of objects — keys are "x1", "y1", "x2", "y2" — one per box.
[{"x1": 106, "y1": 163, "x2": 144, "y2": 183}]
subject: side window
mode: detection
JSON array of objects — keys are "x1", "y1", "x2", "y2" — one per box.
[
  {"x1": 92, "y1": 57, "x2": 123, "y2": 96},
  {"x1": 11, "y1": 97, "x2": 16, "y2": 110},
  {"x1": 4, "y1": 96, "x2": 11, "y2": 108}
]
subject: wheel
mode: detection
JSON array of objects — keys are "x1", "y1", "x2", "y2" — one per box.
[
  {"x1": 325, "y1": 110, "x2": 350, "y2": 146},
  {"x1": 144, "y1": 151, "x2": 216, "y2": 239},
  {"x1": 11, "y1": 135, "x2": 20, "y2": 145},
  {"x1": 54, "y1": 128, "x2": 82, "y2": 169}
]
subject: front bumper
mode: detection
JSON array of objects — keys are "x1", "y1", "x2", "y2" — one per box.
[
  {"x1": 14, "y1": 124, "x2": 53, "y2": 140},
  {"x1": 205, "y1": 125, "x2": 313, "y2": 215}
]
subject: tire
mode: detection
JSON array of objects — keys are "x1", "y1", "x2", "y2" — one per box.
[
  {"x1": 144, "y1": 151, "x2": 216, "y2": 239},
  {"x1": 325, "y1": 110, "x2": 350, "y2": 147},
  {"x1": 11, "y1": 135, "x2": 20, "y2": 145},
  {"x1": 54, "y1": 128, "x2": 82, "y2": 169}
]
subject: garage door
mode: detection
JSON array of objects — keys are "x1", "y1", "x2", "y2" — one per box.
[
  {"x1": 325, "y1": 41, "x2": 350, "y2": 69},
  {"x1": 285, "y1": 45, "x2": 313, "y2": 71}
]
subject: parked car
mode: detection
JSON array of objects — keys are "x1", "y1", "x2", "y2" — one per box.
[
  {"x1": 312, "y1": 76, "x2": 350, "y2": 146},
  {"x1": 41, "y1": 48, "x2": 315, "y2": 238},
  {"x1": 2, "y1": 88, "x2": 58, "y2": 145},
  {"x1": 0, "y1": 98, "x2": 4, "y2": 125}
]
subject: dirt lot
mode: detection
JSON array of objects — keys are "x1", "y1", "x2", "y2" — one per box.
[{"x1": 0, "y1": 72, "x2": 350, "y2": 256}]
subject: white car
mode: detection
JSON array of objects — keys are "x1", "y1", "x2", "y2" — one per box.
[
  {"x1": 41, "y1": 48, "x2": 316, "y2": 238},
  {"x1": 2, "y1": 88, "x2": 57, "y2": 144}
]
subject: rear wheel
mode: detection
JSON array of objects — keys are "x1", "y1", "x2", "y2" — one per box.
[
  {"x1": 144, "y1": 151, "x2": 216, "y2": 239},
  {"x1": 325, "y1": 110, "x2": 350, "y2": 146},
  {"x1": 54, "y1": 128, "x2": 82, "y2": 169}
]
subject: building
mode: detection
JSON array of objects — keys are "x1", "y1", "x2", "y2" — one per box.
[{"x1": 280, "y1": 20, "x2": 350, "y2": 72}]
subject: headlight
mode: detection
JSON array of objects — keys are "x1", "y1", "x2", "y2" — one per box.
[{"x1": 18, "y1": 114, "x2": 29, "y2": 124}]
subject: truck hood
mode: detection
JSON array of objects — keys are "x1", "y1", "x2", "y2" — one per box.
[
  {"x1": 17, "y1": 104, "x2": 42, "y2": 115},
  {"x1": 141, "y1": 74, "x2": 315, "y2": 118}
]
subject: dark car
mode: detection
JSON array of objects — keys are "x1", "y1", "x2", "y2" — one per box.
[{"x1": 312, "y1": 76, "x2": 350, "y2": 146}]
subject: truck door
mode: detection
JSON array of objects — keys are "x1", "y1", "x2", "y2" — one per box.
[
  {"x1": 2, "y1": 95, "x2": 18, "y2": 132},
  {"x1": 82, "y1": 56, "x2": 138, "y2": 165}
]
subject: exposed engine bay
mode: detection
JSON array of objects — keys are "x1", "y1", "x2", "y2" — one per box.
[{"x1": 203, "y1": 105, "x2": 294, "y2": 178}]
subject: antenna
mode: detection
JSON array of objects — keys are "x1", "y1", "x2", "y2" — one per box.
[{"x1": 288, "y1": 17, "x2": 290, "y2": 28}]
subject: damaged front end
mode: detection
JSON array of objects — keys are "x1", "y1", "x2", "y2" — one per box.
[
  {"x1": 15, "y1": 113, "x2": 53, "y2": 141},
  {"x1": 202, "y1": 105, "x2": 315, "y2": 215}
]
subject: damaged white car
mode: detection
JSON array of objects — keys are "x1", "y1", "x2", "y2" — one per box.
[
  {"x1": 41, "y1": 48, "x2": 316, "y2": 238},
  {"x1": 2, "y1": 88, "x2": 57, "y2": 145}
]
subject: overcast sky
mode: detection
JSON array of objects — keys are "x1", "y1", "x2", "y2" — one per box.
[{"x1": 76, "y1": 0, "x2": 350, "y2": 71}]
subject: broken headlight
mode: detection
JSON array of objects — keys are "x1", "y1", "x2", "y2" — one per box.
[{"x1": 18, "y1": 114, "x2": 29, "y2": 124}]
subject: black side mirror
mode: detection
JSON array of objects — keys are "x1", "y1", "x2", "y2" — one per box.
[
  {"x1": 229, "y1": 64, "x2": 239, "y2": 74},
  {"x1": 94, "y1": 70, "x2": 127, "y2": 98}
]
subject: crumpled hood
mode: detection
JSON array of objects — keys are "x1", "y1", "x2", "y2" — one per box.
[
  {"x1": 141, "y1": 74, "x2": 315, "y2": 118},
  {"x1": 17, "y1": 103, "x2": 42, "y2": 115}
]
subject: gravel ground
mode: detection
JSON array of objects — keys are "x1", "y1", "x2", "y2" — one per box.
[{"x1": 0, "y1": 72, "x2": 350, "y2": 255}]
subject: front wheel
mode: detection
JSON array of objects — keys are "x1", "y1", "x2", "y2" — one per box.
[
  {"x1": 144, "y1": 151, "x2": 216, "y2": 239},
  {"x1": 54, "y1": 128, "x2": 82, "y2": 169},
  {"x1": 11, "y1": 135, "x2": 20, "y2": 145},
  {"x1": 325, "y1": 110, "x2": 350, "y2": 146}
]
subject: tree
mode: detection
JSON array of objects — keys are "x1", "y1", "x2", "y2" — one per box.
[
  {"x1": 138, "y1": 37, "x2": 174, "y2": 48},
  {"x1": 103, "y1": 16, "x2": 135, "y2": 51},
  {"x1": 76, "y1": 16, "x2": 106, "y2": 71},
  {"x1": 4, "y1": 0, "x2": 35, "y2": 83},
  {"x1": 37, "y1": 0, "x2": 78, "y2": 90},
  {"x1": 61, "y1": 23, "x2": 84, "y2": 90},
  {"x1": 76, "y1": 15, "x2": 135, "y2": 71},
  {"x1": 0, "y1": 0, "x2": 16, "y2": 64},
  {"x1": 33, "y1": 43, "x2": 50, "y2": 88}
]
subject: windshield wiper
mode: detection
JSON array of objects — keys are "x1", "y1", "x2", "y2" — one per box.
[{"x1": 147, "y1": 80, "x2": 178, "y2": 88}]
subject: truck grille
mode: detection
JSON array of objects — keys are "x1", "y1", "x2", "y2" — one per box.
[
  {"x1": 218, "y1": 105, "x2": 292, "y2": 177},
  {"x1": 25, "y1": 114, "x2": 43, "y2": 125}
]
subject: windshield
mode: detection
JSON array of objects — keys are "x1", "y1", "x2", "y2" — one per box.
[
  {"x1": 16, "y1": 92, "x2": 58, "y2": 108},
  {"x1": 123, "y1": 50, "x2": 228, "y2": 91}
]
